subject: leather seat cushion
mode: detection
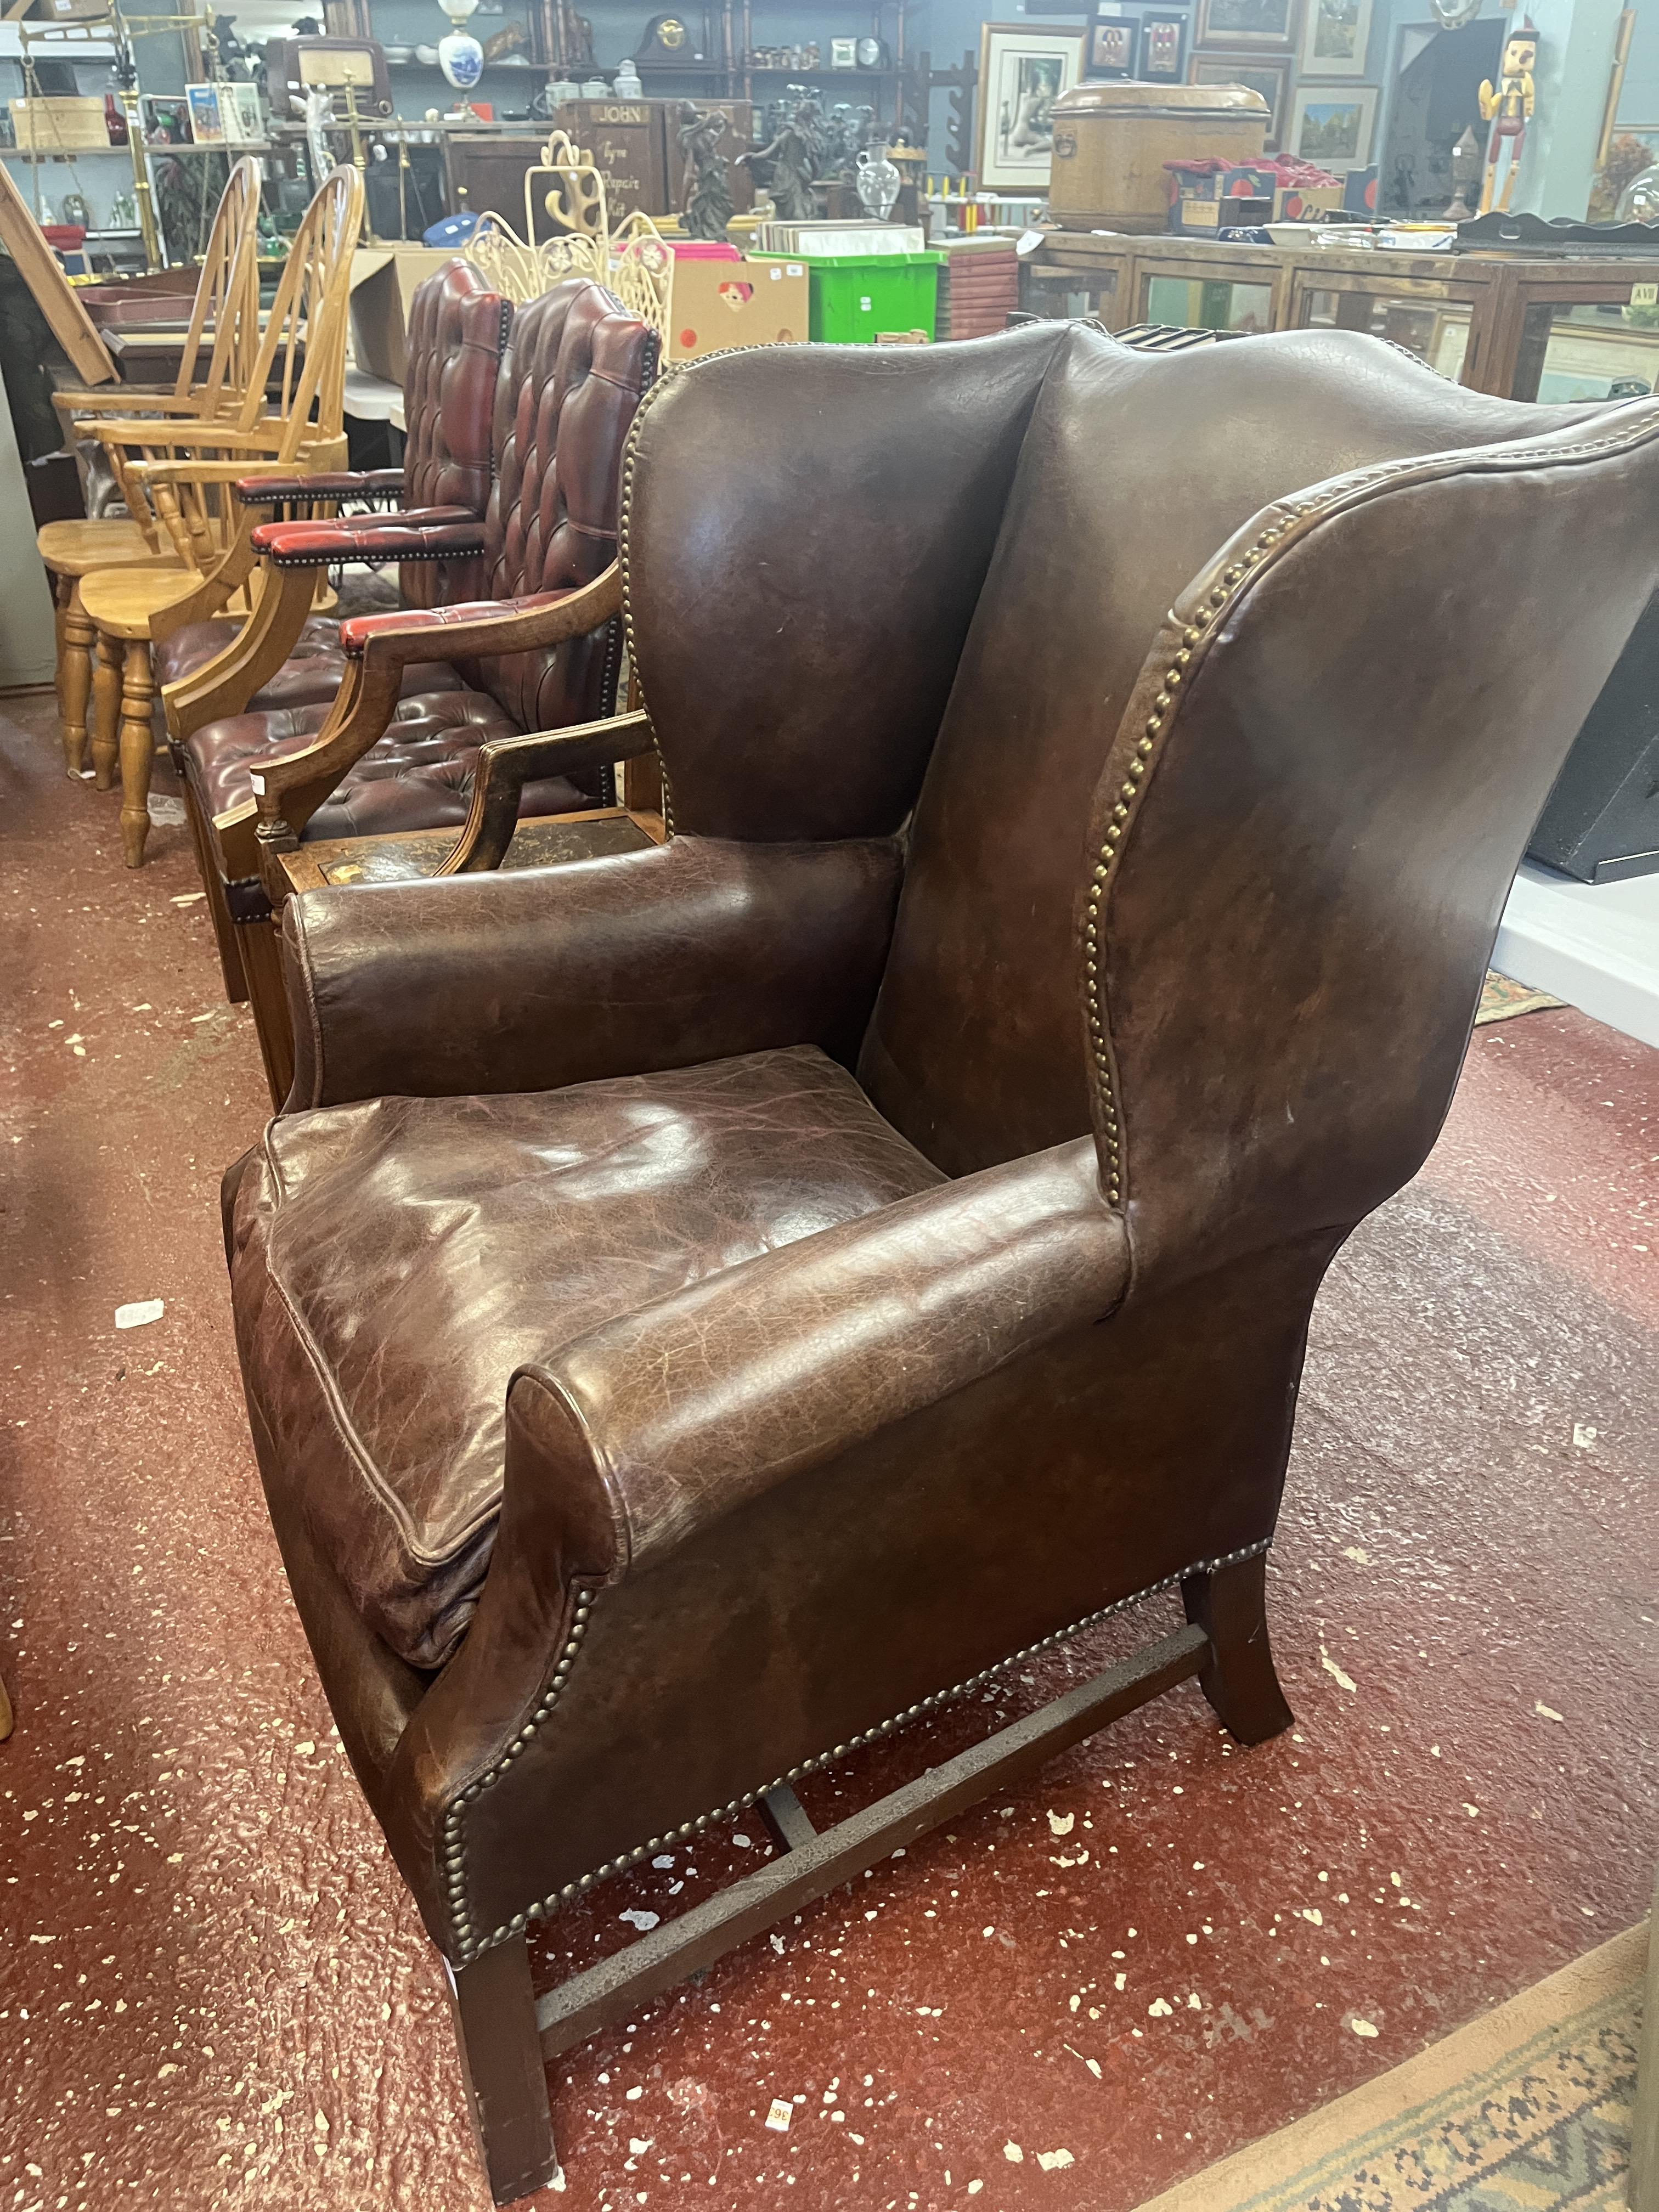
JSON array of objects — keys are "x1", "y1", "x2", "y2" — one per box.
[
  {"x1": 182, "y1": 688, "x2": 588, "y2": 842},
  {"x1": 154, "y1": 615, "x2": 465, "y2": 712},
  {"x1": 228, "y1": 1046, "x2": 946, "y2": 1669}
]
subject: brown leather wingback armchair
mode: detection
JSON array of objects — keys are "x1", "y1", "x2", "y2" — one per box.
[{"x1": 223, "y1": 323, "x2": 1659, "y2": 2204}]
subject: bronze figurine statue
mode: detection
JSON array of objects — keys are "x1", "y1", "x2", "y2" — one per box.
[{"x1": 678, "y1": 101, "x2": 734, "y2": 238}]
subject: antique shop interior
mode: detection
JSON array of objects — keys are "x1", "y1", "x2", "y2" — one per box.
[{"x1": 1, "y1": 0, "x2": 1657, "y2": 2196}]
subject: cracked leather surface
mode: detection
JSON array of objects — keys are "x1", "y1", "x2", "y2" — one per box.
[{"x1": 228, "y1": 1045, "x2": 944, "y2": 1667}]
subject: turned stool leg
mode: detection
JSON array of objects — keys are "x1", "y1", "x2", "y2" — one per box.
[
  {"x1": 53, "y1": 573, "x2": 69, "y2": 725},
  {"x1": 60, "y1": 590, "x2": 96, "y2": 781},
  {"x1": 1181, "y1": 1549, "x2": 1294, "y2": 1746},
  {"x1": 91, "y1": 631, "x2": 122, "y2": 791},
  {"x1": 118, "y1": 640, "x2": 156, "y2": 868}
]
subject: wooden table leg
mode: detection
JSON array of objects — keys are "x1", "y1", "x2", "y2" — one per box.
[
  {"x1": 60, "y1": 587, "x2": 95, "y2": 781},
  {"x1": 91, "y1": 631, "x2": 122, "y2": 792},
  {"x1": 118, "y1": 639, "x2": 155, "y2": 868}
]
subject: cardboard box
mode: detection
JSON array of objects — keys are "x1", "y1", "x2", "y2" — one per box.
[
  {"x1": 8, "y1": 96, "x2": 110, "y2": 151},
  {"x1": 1167, "y1": 166, "x2": 1341, "y2": 234},
  {"x1": 666, "y1": 254, "x2": 808, "y2": 362},
  {"x1": 348, "y1": 246, "x2": 459, "y2": 384}
]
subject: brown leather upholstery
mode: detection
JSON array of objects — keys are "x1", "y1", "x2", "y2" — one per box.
[
  {"x1": 227, "y1": 329, "x2": 1659, "y2": 2001},
  {"x1": 188, "y1": 690, "x2": 588, "y2": 840},
  {"x1": 228, "y1": 1046, "x2": 946, "y2": 1668},
  {"x1": 182, "y1": 278, "x2": 653, "y2": 843}
]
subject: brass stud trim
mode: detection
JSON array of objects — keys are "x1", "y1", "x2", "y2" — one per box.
[{"x1": 451, "y1": 1538, "x2": 1272, "y2": 1966}]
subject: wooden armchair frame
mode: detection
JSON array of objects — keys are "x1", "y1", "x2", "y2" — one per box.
[{"x1": 72, "y1": 168, "x2": 365, "y2": 867}]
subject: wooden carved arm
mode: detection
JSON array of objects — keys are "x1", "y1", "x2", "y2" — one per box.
[
  {"x1": 436, "y1": 711, "x2": 657, "y2": 875},
  {"x1": 253, "y1": 563, "x2": 625, "y2": 901}
]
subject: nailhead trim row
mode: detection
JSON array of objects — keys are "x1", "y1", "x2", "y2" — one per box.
[
  {"x1": 442, "y1": 1536, "x2": 1270, "y2": 1963},
  {"x1": 1082, "y1": 399, "x2": 1659, "y2": 1214},
  {"x1": 616, "y1": 341, "x2": 798, "y2": 842}
]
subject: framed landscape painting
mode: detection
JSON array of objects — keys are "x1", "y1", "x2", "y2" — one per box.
[
  {"x1": 1286, "y1": 83, "x2": 1377, "y2": 169},
  {"x1": 1297, "y1": 0, "x2": 1373, "y2": 77},
  {"x1": 1188, "y1": 53, "x2": 1291, "y2": 146},
  {"x1": 1195, "y1": 0, "x2": 1298, "y2": 53},
  {"x1": 977, "y1": 24, "x2": 1086, "y2": 193}
]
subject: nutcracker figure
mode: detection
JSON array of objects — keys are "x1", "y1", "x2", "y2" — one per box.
[{"x1": 1477, "y1": 19, "x2": 1538, "y2": 214}]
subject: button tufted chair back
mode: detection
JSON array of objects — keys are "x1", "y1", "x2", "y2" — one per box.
[
  {"x1": 399, "y1": 261, "x2": 512, "y2": 609},
  {"x1": 461, "y1": 276, "x2": 658, "y2": 735}
]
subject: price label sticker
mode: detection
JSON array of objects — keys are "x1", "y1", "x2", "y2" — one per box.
[{"x1": 1631, "y1": 283, "x2": 1657, "y2": 307}]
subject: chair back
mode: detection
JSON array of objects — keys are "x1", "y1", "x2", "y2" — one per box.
[
  {"x1": 171, "y1": 154, "x2": 265, "y2": 413},
  {"x1": 461, "y1": 275, "x2": 656, "y2": 733},
  {"x1": 851, "y1": 325, "x2": 1605, "y2": 1177},
  {"x1": 400, "y1": 259, "x2": 511, "y2": 607},
  {"x1": 144, "y1": 165, "x2": 365, "y2": 571},
  {"x1": 236, "y1": 163, "x2": 364, "y2": 451}
]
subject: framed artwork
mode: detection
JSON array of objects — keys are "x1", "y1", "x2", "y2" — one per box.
[
  {"x1": 1195, "y1": 0, "x2": 1297, "y2": 50},
  {"x1": 1087, "y1": 14, "x2": 1136, "y2": 77},
  {"x1": 1297, "y1": 0, "x2": 1372, "y2": 76},
  {"x1": 1188, "y1": 53, "x2": 1290, "y2": 146},
  {"x1": 976, "y1": 22, "x2": 1086, "y2": 192},
  {"x1": 1286, "y1": 83, "x2": 1377, "y2": 169},
  {"x1": 184, "y1": 83, "x2": 224, "y2": 144},
  {"x1": 1138, "y1": 10, "x2": 1188, "y2": 78}
]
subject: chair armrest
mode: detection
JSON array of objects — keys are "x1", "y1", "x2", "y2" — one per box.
[
  {"x1": 437, "y1": 710, "x2": 656, "y2": 874},
  {"x1": 235, "y1": 468, "x2": 407, "y2": 506},
  {"x1": 280, "y1": 832, "x2": 905, "y2": 1110},
  {"x1": 249, "y1": 565, "x2": 623, "y2": 870},
  {"x1": 509, "y1": 1138, "x2": 1126, "y2": 1573},
  {"x1": 250, "y1": 516, "x2": 488, "y2": 567}
]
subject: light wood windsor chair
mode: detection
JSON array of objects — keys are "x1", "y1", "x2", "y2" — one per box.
[
  {"x1": 40, "y1": 156, "x2": 266, "y2": 779},
  {"x1": 75, "y1": 165, "x2": 365, "y2": 867}
]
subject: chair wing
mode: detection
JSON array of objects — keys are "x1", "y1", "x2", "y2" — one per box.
[{"x1": 1096, "y1": 404, "x2": 1659, "y2": 1290}]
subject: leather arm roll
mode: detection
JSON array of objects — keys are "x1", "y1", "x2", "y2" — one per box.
[
  {"x1": 250, "y1": 516, "x2": 488, "y2": 567},
  {"x1": 508, "y1": 1138, "x2": 1127, "y2": 1577},
  {"x1": 235, "y1": 467, "x2": 407, "y2": 505},
  {"x1": 281, "y1": 832, "x2": 906, "y2": 1110}
]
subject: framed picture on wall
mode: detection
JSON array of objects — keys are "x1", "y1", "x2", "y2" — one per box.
[
  {"x1": 1188, "y1": 53, "x2": 1291, "y2": 145},
  {"x1": 976, "y1": 23, "x2": 1087, "y2": 191},
  {"x1": 1297, "y1": 0, "x2": 1372, "y2": 76},
  {"x1": 1087, "y1": 13, "x2": 1136, "y2": 78},
  {"x1": 1195, "y1": 0, "x2": 1297, "y2": 52},
  {"x1": 1138, "y1": 10, "x2": 1189, "y2": 79},
  {"x1": 1286, "y1": 83, "x2": 1377, "y2": 168}
]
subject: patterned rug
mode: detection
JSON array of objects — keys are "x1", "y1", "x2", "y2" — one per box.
[
  {"x1": 1476, "y1": 970, "x2": 1564, "y2": 1026},
  {"x1": 1134, "y1": 1924, "x2": 1646, "y2": 2212}
]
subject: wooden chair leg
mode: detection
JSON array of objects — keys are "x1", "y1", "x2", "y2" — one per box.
[
  {"x1": 181, "y1": 781, "x2": 249, "y2": 1003},
  {"x1": 236, "y1": 915, "x2": 295, "y2": 1108},
  {"x1": 1181, "y1": 1550, "x2": 1293, "y2": 1746},
  {"x1": 0, "y1": 1670, "x2": 12, "y2": 1742},
  {"x1": 444, "y1": 1935, "x2": 561, "y2": 2207},
  {"x1": 53, "y1": 573, "x2": 70, "y2": 728},
  {"x1": 118, "y1": 640, "x2": 155, "y2": 868},
  {"x1": 91, "y1": 631, "x2": 122, "y2": 792},
  {"x1": 60, "y1": 591, "x2": 95, "y2": 781}
]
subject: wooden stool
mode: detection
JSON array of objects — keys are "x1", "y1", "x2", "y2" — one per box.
[
  {"x1": 77, "y1": 565, "x2": 199, "y2": 868},
  {"x1": 37, "y1": 521, "x2": 178, "y2": 781}
]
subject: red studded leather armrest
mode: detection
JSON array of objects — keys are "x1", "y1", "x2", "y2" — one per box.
[
  {"x1": 234, "y1": 469, "x2": 407, "y2": 506},
  {"x1": 250, "y1": 517, "x2": 488, "y2": 568},
  {"x1": 337, "y1": 586, "x2": 584, "y2": 656}
]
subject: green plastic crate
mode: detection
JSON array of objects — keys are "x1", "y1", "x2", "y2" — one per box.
[{"x1": 766, "y1": 251, "x2": 944, "y2": 343}]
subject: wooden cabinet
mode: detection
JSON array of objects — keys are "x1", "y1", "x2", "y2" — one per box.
[{"x1": 1020, "y1": 230, "x2": 1659, "y2": 404}]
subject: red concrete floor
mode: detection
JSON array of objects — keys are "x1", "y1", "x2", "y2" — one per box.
[{"x1": 1, "y1": 686, "x2": 1655, "y2": 2212}]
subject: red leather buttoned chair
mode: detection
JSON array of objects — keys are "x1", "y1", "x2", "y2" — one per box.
[
  {"x1": 165, "y1": 275, "x2": 656, "y2": 1099},
  {"x1": 223, "y1": 324, "x2": 1659, "y2": 2203}
]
